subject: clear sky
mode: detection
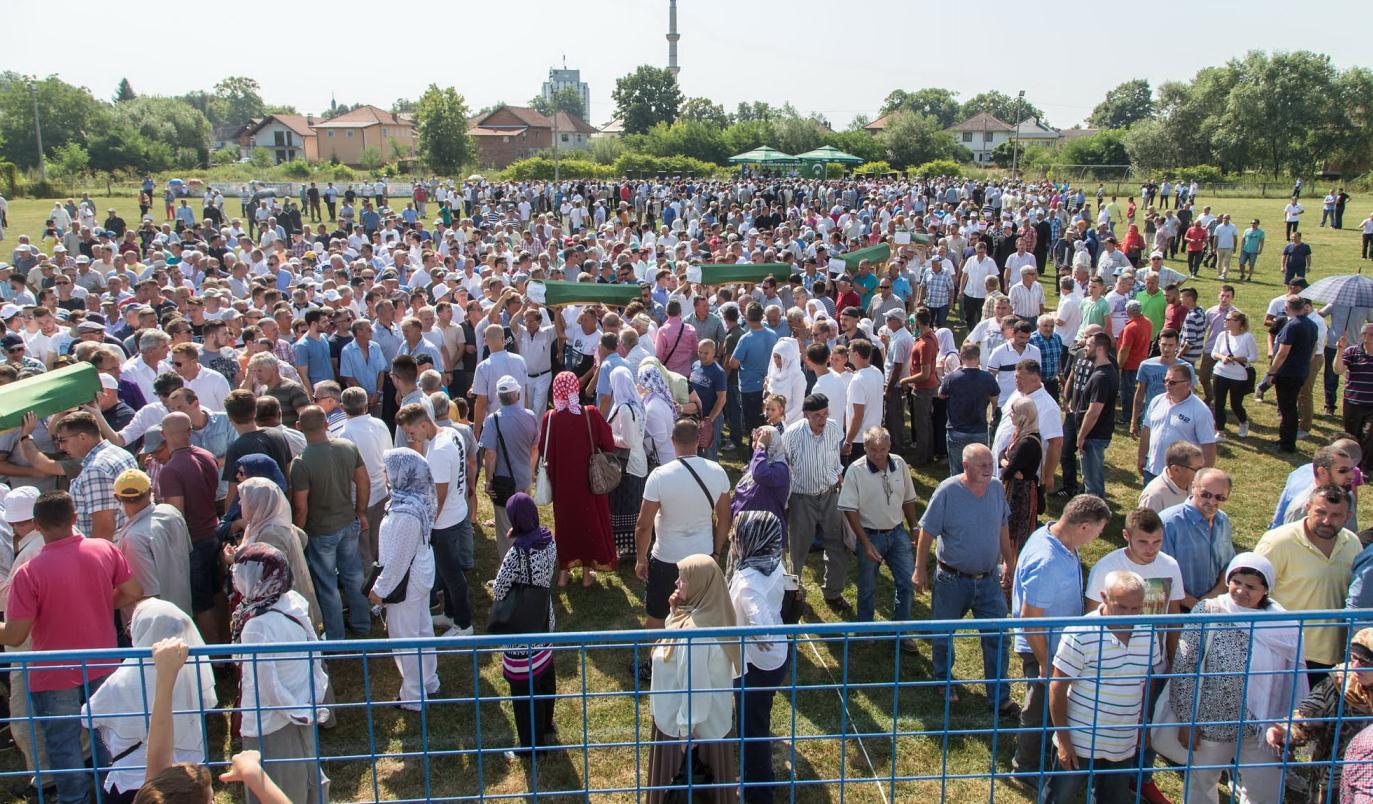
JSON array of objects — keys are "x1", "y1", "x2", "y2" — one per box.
[{"x1": 7, "y1": 0, "x2": 1369, "y2": 129}]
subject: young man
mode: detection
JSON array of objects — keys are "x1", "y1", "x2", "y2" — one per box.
[
  {"x1": 938, "y1": 343, "x2": 1000, "y2": 477},
  {"x1": 689, "y1": 339, "x2": 727, "y2": 460}
]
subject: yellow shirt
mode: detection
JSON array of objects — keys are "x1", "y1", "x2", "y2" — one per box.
[{"x1": 1254, "y1": 521, "x2": 1361, "y2": 664}]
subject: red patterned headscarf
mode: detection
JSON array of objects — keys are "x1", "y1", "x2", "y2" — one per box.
[{"x1": 552, "y1": 370, "x2": 582, "y2": 415}]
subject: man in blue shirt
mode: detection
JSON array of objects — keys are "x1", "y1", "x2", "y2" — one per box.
[
  {"x1": 1161, "y1": 467, "x2": 1235, "y2": 609},
  {"x1": 1010, "y1": 493, "x2": 1111, "y2": 777},
  {"x1": 689, "y1": 340, "x2": 727, "y2": 460},
  {"x1": 292, "y1": 309, "x2": 334, "y2": 395},
  {"x1": 727, "y1": 303, "x2": 778, "y2": 436},
  {"x1": 339, "y1": 320, "x2": 388, "y2": 410},
  {"x1": 594, "y1": 331, "x2": 627, "y2": 417}
]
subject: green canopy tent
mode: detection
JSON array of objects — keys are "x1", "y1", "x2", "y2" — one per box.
[
  {"x1": 0, "y1": 362, "x2": 101, "y2": 433},
  {"x1": 696, "y1": 263, "x2": 790, "y2": 285},
  {"x1": 726, "y1": 146, "x2": 799, "y2": 166},
  {"x1": 529, "y1": 280, "x2": 640, "y2": 308},
  {"x1": 795, "y1": 145, "x2": 865, "y2": 179}
]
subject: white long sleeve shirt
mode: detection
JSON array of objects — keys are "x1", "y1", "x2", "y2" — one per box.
[{"x1": 238, "y1": 591, "x2": 330, "y2": 737}]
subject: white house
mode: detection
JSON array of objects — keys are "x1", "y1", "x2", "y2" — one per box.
[{"x1": 946, "y1": 113, "x2": 1015, "y2": 164}]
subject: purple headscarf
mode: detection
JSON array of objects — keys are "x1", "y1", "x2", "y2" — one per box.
[{"x1": 505, "y1": 492, "x2": 553, "y2": 551}]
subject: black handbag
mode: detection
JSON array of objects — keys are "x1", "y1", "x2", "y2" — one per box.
[
  {"x1": 363, "y1": 562, "x2": 411, "y2": 605},
  {"x1": 663, "y1": 746, "x2": 714, "y2": 804},
  {"x1": 489, "y1": 413, "x2": 518, "y2": 507},
  {"x1": 487, "y1": 550, "x2": 551, "y2": 635}
]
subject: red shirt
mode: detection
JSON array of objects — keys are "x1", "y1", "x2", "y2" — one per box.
[
  {"x1": 912, "y1": 331, "x2": 940, "y2": 390},
  {"x1": 1118, "y1": 316, "x2": 1154, "y2": 370},
  {"x1": 7, "y1": 534, "x2": 132, "y2": 691},
  {"x1": 1185, "y1": 225, "x2": 1209, "y2": 252},
  {"x1": 1165, "y1": 302, "x2": 1186, "y2": 333},
  {"x1": 837, "y1": 290, "x2": 861, "y2": 313}
]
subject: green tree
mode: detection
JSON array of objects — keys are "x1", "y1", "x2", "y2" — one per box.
[
  {"x1": 114, "y1": 78, "x2": 136, "y2": 103},
  {"x1": 633, "y1": 120, "x2": 727, "y2": 164},
  {"x1": 612, "y1": 66, "x2": 683, "y2": 135},
  {"x1": 1331, "y1": 67, "x2": 1373, "y2": 174},
  {"x1": 1155, "y1": 68, "x2": 1237, "y2": 169},
  {"x1": 1215, "y1": 50, "x2": 1342, "y2": 177},
  {"x1": 115, "y1": 97, "x2": 212, "y2": 167},
  {"x1": 1058, "y1": 130, "x2": 1129, "y2": 167},
  {"x1": 1123, "y1": 119, "x2": 1179, "y2": 173},
  {"x1": 213, "y1": 76, "x2": 265, "y2": 128},
  {"x1": 772, "y1": 114, "x2": 823, "y2": 155},
  {"x1": 881, "y1": 88, "x2": 961, "y2": 127},
  {"x1": 721, "y1": 120, "x2": 774, "y2": 155},
  {"x1": 880, "y1": 111, "x2": 965, "y2": 169},
  {"x1": 177, "y1": 90, "x2": 228, "y2": 127},
  {"x1": 0, "y1": 73, "x2": 105, "y2": 170},
  {"x1": 414, "y1": 84, "x2": 472, "y2": 175},
  {"x1": 1088, "y1": 79, "x2": 1154, "y2": 129},
  {"x1": 51, "y1": 142, "x2": 89, "y2": 180},
  {"x1": 823, "y1": 130, "x2": 885, "y2": 164},
  {"x1": 678, "y1": 97, "x2": 728, "y2": 128},
  {"x1": 529, "y1": 86, "x2": 585, "y2": 120},
  {"x1": 391, "y1": 97, "x2": 417, "y2": 115},
  {"x1": 960, "y1": 91, "x2": 1044, "y2": 126}
]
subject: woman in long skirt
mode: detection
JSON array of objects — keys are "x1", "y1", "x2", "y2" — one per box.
[
  {"x1": 606, "y1": 365, "x2": 647, "y2": 561},
  {"x1": 538, "y1": 371, "x2": 617, "y2": 586}
]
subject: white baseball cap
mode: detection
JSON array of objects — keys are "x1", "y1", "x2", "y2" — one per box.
[{"x1": 3, "y1": 486, "x2": 40, "y2": 524}]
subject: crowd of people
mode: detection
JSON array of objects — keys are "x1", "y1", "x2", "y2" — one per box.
[{"x1": 0, "y1": 173, "x2": 1371, "y2": 802}]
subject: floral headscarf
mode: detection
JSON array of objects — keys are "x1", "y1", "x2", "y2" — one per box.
[
  {"x1": 637, "y1": 362, "x2": 676, "y2": 415},
  {"x1": 552, "y1": 370, "x2": 582, "y2": 415},
  {"x1": 385, "y1": 447, "x2": 436, "y2": 536},
  {"x1": 730, "y1": 510, "x2": 785, "y2": 577},
  {"x1": 229, "y1": 543, "x2": 293, "y2": 644}
]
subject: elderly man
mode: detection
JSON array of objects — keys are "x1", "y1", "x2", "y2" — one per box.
[
  {"x1": 144, "y1": 412, "x2": 220, "y2": 639},
  {"x1": 1161, "y1": 467, "x2": 1236, "y2": 610},
  {"x1": 112, "y1": 468, "x2": 193, "y2": 621},
  {"x1": 914, "y1": 443, "x2": 1017, "y2": 713},
  {"x1": 336, "y1": 387, "x2": 390, "y2": 569},
  {"x1": 1138, "y1": 441, "x2": 1205, "y2": 512},
  {"x1": 248, "y1": 352, "x2": 310, "y2": 429},
  {"x1": 1009, "y1": 266, "x2": 1046, "y2": 322},
  {"x1": 339, "y1": 319, "x2": 387, "y2": 413},
  {"x1": 838, "y1": 426, "x2": 920, "y2": 650},
  {"x1": 1256, "y1": 484, "x2": 1360, "y2": 685},
  {"x1": 1010, "y1": 494, "x2": 1112, "y2": 778},
  {"x1": 515, "y1": 305, "x2": 556, "y2": 415},
  {"x1": 1137, "y1": 363, "x2": 1217, "y2": 484},
  {"x1": 17, "y1": 410, "x2": 138, "y2": 540},
  {"x1": 784, "y1": 393, "x2": 847, "y2": 608},
  {"x1": 479, "y1": 375, "x2": 539, "y2": 562},
  {"x1": 1042, "y1": 570, "x2": 1152, "y2": 804},
  {"x1": 122, "y1": 329, "x2": 172, "y2": 405}
]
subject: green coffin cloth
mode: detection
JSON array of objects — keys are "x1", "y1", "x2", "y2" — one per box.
[
  {"x1": 532, "y1": 281, "x2": 641, "y2": 308},
  {"x1": 697, "y1": 263, "x2": 790, "y2": 285},
  {"x1": 0, "y1": 362, "x2": 101, "y2": 433},
  {"x1": 842, "y1": 243, "x2": 892, "y2": 267}
]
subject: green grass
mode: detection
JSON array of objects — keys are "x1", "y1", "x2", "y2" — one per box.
[{"x1": 2, "y1": 194, "x2": 1371, "y2": 802}]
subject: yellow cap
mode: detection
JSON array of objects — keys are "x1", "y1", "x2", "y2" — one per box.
[{"x1": 113, "y1": 469, "x2": 152, "y2": 498}]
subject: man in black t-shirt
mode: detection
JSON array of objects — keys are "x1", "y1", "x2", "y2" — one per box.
[
  {"x1": 221, "y1": 389, "x2": 293, "y2": 508},
  {"x1": 937, "y1": 342, "x2": 1001, "y2": 476},
  {"x1": 1070, "y1": 331, "x2": 1119, "y2": 499},
  {"x1": 1263, "y1": 296, "x2": 1318, "y2": 452}
]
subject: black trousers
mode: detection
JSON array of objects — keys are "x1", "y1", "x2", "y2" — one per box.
[
  {"x1": 1363, "y1": 233, "x2": 1373, "y2": 260},
  {"x1": 742, "y1": 389, "x2": 765, "y2": 435},
  {"x1": 1286, "y1": 220, "x2": 1300, "y2": 240},
  {"x1": 325, "y1": 200, "x2": 337, "y2": 220},
  {"x1": 962, "y1": 293, "x2": 983, "y2": 329},
  {"x1": 1187, "y1": 251, "x2": 1204, "y2": 275},
  {"x1": 1060, "y1": 411, "x2": 1081, "y2": 492},
  {"x1": 1274, "y1": 375, "x2": 1304, "y2": 451},
  {"x1": 508, "y1": 662, "x2": 557, "y2": 751},
  {"x1": 736, "y1": 655, "x2": 790, "y2": 804},
  {"x1": 1211, "y1": 374, "x2": 1250, "y2": 430},
  {"x1": 1344, "y1": 400, "x2": 1373, "y2": 472}
]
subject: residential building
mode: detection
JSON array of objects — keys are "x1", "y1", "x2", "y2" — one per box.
[
  {"x1": 311, "y1": 105, "x2": 416, "y2": 166},
  {"x1": 242, "y1": 115, "x2": 318, "y2": 164},
  {"x1": 947, "y1": 113, "x2": 1016, "y2": 164},
  {"x1": 542, "y1": 67, "x2": 591, "y2": 123},
  {"x1": 467, "y1": 105, "x2": 597, "y2": 168}
]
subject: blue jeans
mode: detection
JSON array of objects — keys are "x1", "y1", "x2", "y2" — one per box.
[
  {"x1": 432, "y1": 519, "x2": 473, "y2": 629},
  {"x1": 1142, "y1": 470, "x2": 1157, "y2": 486},
  {"x1": 929, "y1": 567, "x2": 1010, "y2": 710},
  {"x1": 1080, "y1": 437, "x2": 1109, "y2": 498},
  {"x1": 699, "y1": 413, "x2": 722, "y2": 461},
  {"x1": 946, "y1": 429, "x2": 986, "y2": 477},
  {"x1": 726, "y1": 380, "x2": 743, "y2": 448},
  {"x1": 305, "y1": 519, "x2": 371, "y2": 640},
  {"x1": 1118, "y1": 368, "x2": 1137, "y2": 425},
  {"x1": 856, "y1": 525, "x2": 915, "y2": 623},
  {"x1": 32, "y1": 676, "x2": 108, "y2": 803}
]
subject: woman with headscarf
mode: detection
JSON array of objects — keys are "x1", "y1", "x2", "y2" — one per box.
[
  {"x1": 1000, "y1": 396, "x2": 1042, "y2": 553},
  {"x1": 219, "y1": 453, "x2": 290, "y2": 543},
  {"x1": 1265, "y1": 628, "x2": 1373, "y2": 800},
  {"x1": 492, "y1": 493, "x2": 559, "y2": 758},
  {"x1": 232, "y1": 477, "x2": 321, "y2": 630},
  {"x1": 647, "y1": 554, "x2": 740, "y2": 803},
  {"x1": 537, "y1": 371, "x2": 616, "y2": 587},
  {"x1": 930, "y1": 327, "x2": 959, "y2": 464},
  {"x1": 607, "y1": 365, "x2": 647, "y2": 561},
  {"x1": 638, "y1": 362, "x2": 677, "y2": 469},
  {"x1": 1122, "y1": 223, "x2": 1147, "y2": 266},
  {"x1": 368, "y1": 448, "x2": 439, "y2": 711},
  {"x1": 729, "y1": 425, "x2": 791, "y2": 553},
  {"x1": 765, "y1": 337, "x2": 806, "y2": 424},
  {"x1": 82, "y1": 599, "x2": 217, "y2": 803},
  {"x1": 230, "y1": 543, "x2": 331, "y2": 804},
  {"x1": 727, "y1": 511, "x2": 790, "y2": 804},
  {"x1": 1154, "y1": 552, "x2": 1307, "y2": 804}
]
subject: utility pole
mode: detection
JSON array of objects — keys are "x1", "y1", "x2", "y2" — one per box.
[
  {"x1": 29, "y1": 78, "x2": 46, "y2": 182},
  {"x1": 1010, "y1": 89, "x2": 1025, "y2": 179}
]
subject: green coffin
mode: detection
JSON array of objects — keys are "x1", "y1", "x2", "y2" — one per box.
[
  {"x1": 532, "y1": 281, "x2": 641, "y2": 308},
  {"x1": 842, "y1": 243, "x2": 892, "y2": 267},
  {"x1": 0, "y1": 362, "x2": 102, "y2": 432},
  {"x1": 697, "y1": 263, "x2": 790, "y2": 285}
]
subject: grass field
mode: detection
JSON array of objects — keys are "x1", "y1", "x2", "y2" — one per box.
[{"x1": 2, "y1": 194, "x2": 1372, "y2": 802}]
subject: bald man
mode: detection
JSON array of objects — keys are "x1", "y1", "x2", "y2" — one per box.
[{"x1": 150, "y1": 411, "x2": 221, "y2": 641}]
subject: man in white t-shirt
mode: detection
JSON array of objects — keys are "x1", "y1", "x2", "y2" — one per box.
[
  {"x1": 992, "y1": 361, "x2": 1064, "y2": 493},
  {"x1": 807, "y1": 342, "x2": 848, "y2": 433},
  {"x1": 634, "y1": 418, "x2": 731, "y2": 629},
  {"x1": 843, "y1": 339, "x2": 886, "y2": 462},
  {"x1": 397, "y1": 401, "x2": 474, "y2": 638},
  {"x1": 1054, "y1": 276, "x2": 1084, "y2": 345}
]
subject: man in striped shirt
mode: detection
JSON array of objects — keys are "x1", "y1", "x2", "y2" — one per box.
[
  {"x1": 1039, "y1": 570, "x2": 1152, "y2": 803},
  {"x1": 783, "y1": 394, "x2": 847, "y2": 608}
]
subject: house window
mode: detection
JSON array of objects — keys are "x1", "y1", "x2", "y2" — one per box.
[
  {"x1": 503, "y1": 136, "x2": 511, "y2": 143},
  {"x1": 327, "y1": 130, "x2": 334, "y2": 138},
  {"x1": 276, "y1": 150, "x2": 287, "y2": 163},
  {"x1": 983, "y1": 132, "x2": 994, "y2": 143},
  {"x1": 962, "y1": 132, "x2": 973, "y2": 143},
  {"x1": 561, "y1": 134, "x2": 569, "y2": 143},
  {"x1": 347, "y1": 131, "x2": 353, "y2": 138}
]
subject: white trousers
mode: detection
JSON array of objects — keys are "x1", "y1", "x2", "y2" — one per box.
[
  {"x1": 385, "y1": 594, "x2": 439, "y2": 707},
  {"x1": 525, "y1": 372, "x2": 552, "y2": 415},
  {"x1": 1152, "y1": 697, "x2": 1284, "y2": 804}
]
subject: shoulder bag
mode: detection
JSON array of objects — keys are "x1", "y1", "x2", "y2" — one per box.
[
  {"x1": 533, "y1": 414, "x2": 553, "y2": 506},
  {"x1": 489, "y1": 413, "x2": 518, "y2": 507},
  {"x1": 1226, "y1": 332, "x2": 1257, "y2": 395},
  {"x1": 363, "y1": 514, "x2": 428, "y2": 605},
  {"x1": 586, "y1": 408, "x2": 622, "y2": 495},
  {"x1": 488, "y1": 548, "x2": 552, "y2": 635}
]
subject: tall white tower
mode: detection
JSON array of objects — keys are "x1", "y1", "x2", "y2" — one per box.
[{"x1": 666, "y1": 0, "x2": 680, "y2": 78}]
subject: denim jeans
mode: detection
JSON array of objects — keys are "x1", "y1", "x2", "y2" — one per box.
[
  {"x1": 1118, "y1": 368, "x2": 1137, "y2": 424},
  {"x1": 726, "y1": 380, "x2": 743, "y2": 448},
  {"x1": 33, "y1": 675, "x2": 108, "y2": 803},
  {"x1": 1039, "y1": 753, "x2": 1137, "y2": 804},
  {"x1": 945, "y1": 429, "x2": 986, "y2": 477},
  {"x1": 304, "y1": 519, "x2": 371, "y2": 640},
  {"x1": 432, "y1": 519, "x2": 473, "y2": 629},
  {"x1": 929, "y1": 567, "x2": 1010, "y2": 710},
  {"x1": 1079, "y1": 438, "x2": 1109, "y2": 498},
  {"x1": 855, "y1": 525, "x2": 915, "y2": 623}
]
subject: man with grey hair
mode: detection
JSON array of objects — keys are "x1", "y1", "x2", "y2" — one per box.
[
  {"x1": 1041, "y1": 569, "x2": 1151, "y2": 803},
  {"x1": 248, "y1": 351, "x2": 309, "y2": 430},
  {"x1": 122, "y1": 328, "x2": 172, "y2": 404},
  {"x1": 339, "y1": 386, "x2": 390, "y2": 568},
  {"x1": 311, "y1": 380, "x2": 347, "y2": 436},
  {"x1": 479, "y1": 375, "x2": 539, "y2": 561}
]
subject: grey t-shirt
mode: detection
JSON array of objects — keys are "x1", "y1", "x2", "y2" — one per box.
[
  {"x1": 478, "y1": 405, "x2": 538, "y2": 492},
  {"x1": 919, "y1": 475, "x2": 1010, "y2": 575}
]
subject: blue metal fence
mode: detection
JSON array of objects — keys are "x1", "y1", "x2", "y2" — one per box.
[{"x1": 3, "y1": 608, "x2": 1371, "y2": 802}]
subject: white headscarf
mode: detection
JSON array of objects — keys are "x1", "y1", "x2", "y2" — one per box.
[
  {"x1": 239, "y1": 478, "x2": 293, "y2": 544},
  {"x1": 766, "y1": 337, "x2": 803, "y2": 390},
  {"x1": 934, "y1": 327, "x2": 958, "y2": 357},
  {"x1": 609, "y1": 365, "x2": 644, "y2": 416},
  {"x1": 83, "y1": 599, "x2": 217, "y2": 751}
]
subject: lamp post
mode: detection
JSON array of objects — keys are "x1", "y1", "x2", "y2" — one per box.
[
  {"x1": 28, "y1": 77, "x2": 46, "y2": 182},
  {"x1": 1010, "y1": 90, "x2": 1025, "y2": 179}
]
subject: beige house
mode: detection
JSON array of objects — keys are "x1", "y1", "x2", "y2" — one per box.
[{"x1": 312, "y1": 105, "x2": 416, "y2": 165}]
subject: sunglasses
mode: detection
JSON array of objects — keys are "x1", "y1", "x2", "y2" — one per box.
[{"x1": 1196, "y1": 489, "x2": 1228, "y2": 503}]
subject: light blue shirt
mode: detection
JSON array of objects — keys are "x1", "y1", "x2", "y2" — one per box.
[
  {"x1": 597, "y1": 353, "x2": 627, "y2": 400},
  {"x1": 1012, "y1": 522, "x2": 1084, "y2": 657},
  {"x1": 339, "y1": 340, "x2": 387, "y2": 396},
  {"x1": 1142, "y1": 393, "x2": 1217, "y2": 475},
  {"x1": 292, "y1": 334, "x2": 333, "y2": 386},
  {"x1": 398, "y1": 337, "x2": 444, "y2": 372},
  {"x1": 1271, "y1": 464, "x2": 1314, "y2": 528},
  {"x1": 373, "y1": 321, "x2": 403, "y2": 363},
  {"x1": 1133, "y1": 359, "x2": 1196, "y2": 423},
  {"x1": 1161, "y1": 501, "x2": 1235, "y2": 601},
  {"x1": 190, "y1": 410, "x2": 234, "y2": 500},
  {"x1": 733, "y1": 326, "x2": 778, "y2": 394},
  {"x1": 1346, "y1": 541, "x2": 1373, "y2": 631}
]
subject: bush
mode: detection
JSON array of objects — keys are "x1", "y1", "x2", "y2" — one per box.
[
  {"x1": 209, "y1": 148, "x2": 238, "y2": 166},
  {"x1": 612, "y1": 152, "x2": 718, "y2": 177},
  {"x1": 0, "y1": 162, "x2": 18, "y2": 197},
  {"x1": 912, "y1": 159, "x2": 962, "y2": 178},
  {"x1": 281, "y1": 160, "x2": 314, "y2": 179},
  {"x1": 1176, "y1": 164, "x2": 1224, "y2": 184},
  {"x1": 250, "y1": 148, "x2": 273, "y2": 168},
  {"x1": 25, "y1": 178, "x2": 64, "y2": 199},
  {"x1": 331, "y1": 164, "x2": 357, "y2": 181},
  {"x1": 504, "y1": 156, "x2": 615, "y2": 181},
  {"x1": 854, "y1": 160, "x2": 893, "y2": 176}
]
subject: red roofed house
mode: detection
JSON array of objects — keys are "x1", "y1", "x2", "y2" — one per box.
[
  {"x1": 468, "y1": 105, "x2": 598, "y2": 168},
  {"x1": 242, "y1": 114, "x2": 318, "y2": 163},
  {"x1": 311, "y1": 105, "x2": 416, "y2": 166}
]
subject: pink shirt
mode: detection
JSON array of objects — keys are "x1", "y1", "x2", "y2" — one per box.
[
  {"x1": 655, "y1": 317, "x2": 699, "y2": 377},
  {"x1": 7, "y1": 534, "x2": 132, "y2": 691}
]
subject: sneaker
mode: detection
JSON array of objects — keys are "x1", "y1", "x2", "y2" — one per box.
[
  {"x1": 1053, "y1": 486, "x2": 1081, "y2": 499},
  {"x1": 432, "y1": 613, "x2": 454, "y2": 630},
  {"x1": 1297, "y1": 429, "x2": 1310, "y2": 440},
  {"x1": 1238, "y1": 422, "x2": 1249, "y2": 438},
  {"x1": 1214, "y1": 431, "x2": 1227, "y2": 442},
  {"x1": 442, "y1": 624, "x2": 474, "y2": 638}
]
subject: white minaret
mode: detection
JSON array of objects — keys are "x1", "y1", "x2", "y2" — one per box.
[{"x1": 666, "y1": 0, "x2": 680, "y2": 77}]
